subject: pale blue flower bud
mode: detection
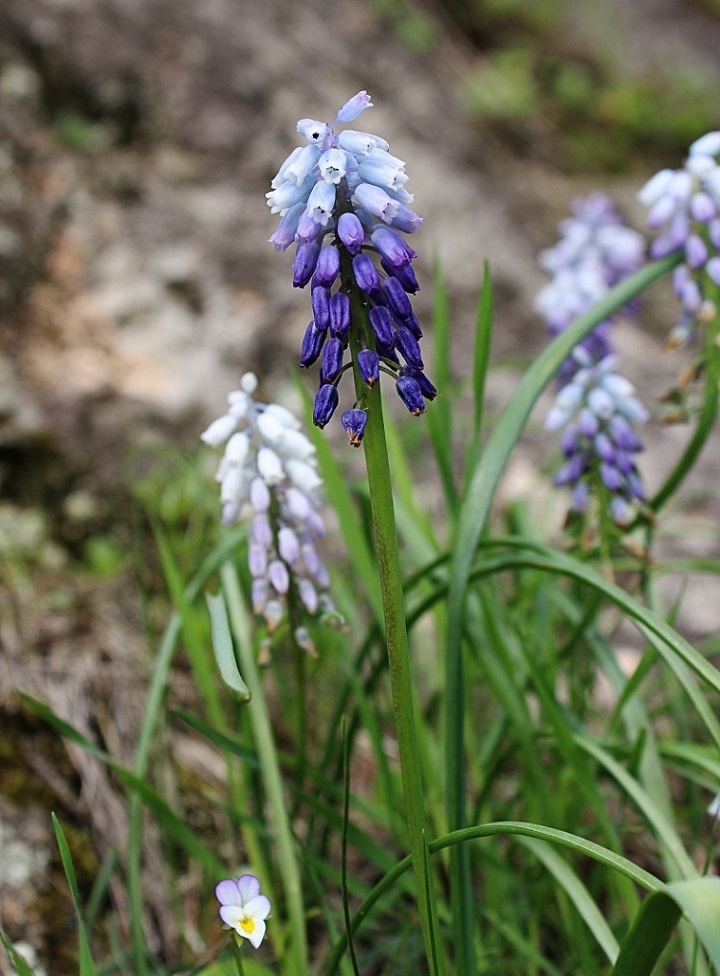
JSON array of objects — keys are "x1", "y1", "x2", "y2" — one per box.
[
  {"x1": 338, "y1": 129, "x2": 390, "y2": 155},
  {"x1": 319, "y1": 148, "x2": 348, "y2": 185},
  {"x1": 333, "y1": 90, "x2": 373, "y2": 124},
  {"x1": 297, "y1": 118, "x2": 330, "y2": 144},
  {"x1": 306, "y1": 181, "x2": 336, "y2": 226}
]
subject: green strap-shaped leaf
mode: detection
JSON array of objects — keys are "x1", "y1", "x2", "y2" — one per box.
[
  {"x1": 0, "y1": 930, "x2": 38, "y2": 976},
  {"x1": 52, "y1": 814, "x2": 97, "y2": 976},
  {"x1": 206, "y1": 590, "x2": 251, "y2": 700},
  {"x1": 612, "y1": 877, "x2": 720, "y2": 976}
]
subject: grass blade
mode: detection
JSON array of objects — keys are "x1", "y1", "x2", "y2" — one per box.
[{"x1": 52, "y1": 814, "x2": 97, "y2": 976}]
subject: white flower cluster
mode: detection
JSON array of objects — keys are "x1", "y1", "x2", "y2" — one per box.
[{"x1": 201, "y1": 373, "x2": 332, "y2": 628}]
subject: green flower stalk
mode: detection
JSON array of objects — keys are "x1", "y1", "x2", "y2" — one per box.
[{"x1": 268, "y1": 91, "x2": 443, "y2": 972}]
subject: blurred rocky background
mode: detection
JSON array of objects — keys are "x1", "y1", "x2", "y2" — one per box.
[{"x1": 2, "y1": 0, "x2": 720, "y2": 970}]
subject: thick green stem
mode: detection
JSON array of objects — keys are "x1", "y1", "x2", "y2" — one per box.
[{"x1": 341, "y1": 248, "x2": 443, "y2": 975}]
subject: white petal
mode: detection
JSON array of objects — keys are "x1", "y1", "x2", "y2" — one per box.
[
  {"x1": 201, "y1": 414, "x2": 236, "y2": 446},
  {"x1": 257, "y1": 447, "x2": 284, "y2": 485}
]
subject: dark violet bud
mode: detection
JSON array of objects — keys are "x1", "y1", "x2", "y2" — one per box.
[
  {"x1": 320, "y1": 336, "x2": 344, "y2": 384},
  {"x1": 371, "y1": 225, "x2": 416, "y2": 266},
  {"x1": 382, "y1": 258, "x2": 419, "y2": 294},
  {"x1": 352, "y1": 253, "x2": 381, "y2": 294},
  {"x1": 313, "y1": 245, "x2": 340, "y2": 288},
  {"x1": 313, "y1": 384, "x2": 339, "y2": 428},
  {"x1": 293, "y1": 240, "x2": 321, "y2": 288},
  {"x1": 378, "y1": 341, "x2": 400, "y2": 365},
  {"x1": 369, "y1": 305, "x2": 395, "y2": 346},
  {"x1": 337, "y1": 212, "x2": 365, "y2": 255},
  {"x1": 330, "y1": 292, "x2": 351, "y2": 338},
  {"x1": 396, "y1": 374, "x2": 425, "y2": 416},
  {"x1": 341, "y1": 408, "x2": 368, "y2": 447},
  {"x1": 357, "y1": 349, "x2": 379, "y2": 387},
  {"x1": 383, "y1": 276, "x2": 413, "y2": 321},
  {"x1": 402, "y1": 367, "x2": 436, "y2": 400},
  {"x1": 395, "y1": 325, "x2": 423, "y2": 369},
  {"x1": 300, "y1": 321, "x2": 326, "y2": 367},
  {"x1": 402, "y1": 311, "x2": 422, "y2": 339},
  {"x1": 311, "y1": 286, "x2": 331, "y2": 329}
]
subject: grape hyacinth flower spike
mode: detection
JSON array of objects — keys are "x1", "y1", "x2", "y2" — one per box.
[
  {"x1": 201, "y1": 373, "x2": 336, "y2": 644},
  {"x1": 638, "y1": 131, "x2": 720, "y2": 346},
  {"x1": 267, "y1": 90, "x2": 435, "y2": 446},
  {"x1": 536, "y1": 194, "x2": 649, "y2": 526}
]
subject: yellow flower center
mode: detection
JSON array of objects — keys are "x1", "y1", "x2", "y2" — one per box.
[{"x1": 239, "y1": 913, "x2": 256, "y2": 936}]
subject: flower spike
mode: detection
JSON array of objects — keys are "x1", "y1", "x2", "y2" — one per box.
[{"x1": 266, "y1": 92, "x2": 435, "y2": 439}]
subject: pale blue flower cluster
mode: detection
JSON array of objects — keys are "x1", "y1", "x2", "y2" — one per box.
[
  {"x1": 545, "y1": 351, "x2": 648, "y2": 526},
  {"x1": 638, "y1": 131, "x2": 720, "y2": 346},
  {"x1": 536, "y1": 194, "x2": 648, "y2": 525},
  {"x1": 267, "y1": 91, "x2": 435, "y2": 444},
  {"x1": 201, "y1": 373, "x2": 334, "y2": 633}
]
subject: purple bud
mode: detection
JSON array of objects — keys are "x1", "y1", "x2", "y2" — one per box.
[
  {"x1": 300, "y1": 321, "x2": 326, "y2": 367},
  {"x1": 577, "y1": 408, "x2": 600, "y2": 438},
  {"x1": 707, "y1": 256, "x2": 720, "y2": 286},
  {"x1": 330, "y1": 292, "x2": 351, "y2": 338},
  {"x1": 402, "y1": 311, "x2": 423, "y2": 338},
  {"x1": 377, "y1": 341, "x2": 400, "y2": 365},
  {"x1": 313, "y1": 384, "x2": 339, "y2": 428},
  {"x1": 396, "y1": 375, "x2": 425, "y2": 416},
  {"x1": 311, "y1": 286, "x2": 331, "y2": 329},
  {"x1": 594, "y1": 432, "x2": 615, "y2": 463},
  {"x1": 382, "y1": 259, "x2": 419, "y2": 294},
  {"x1": 554, "y1": 453, "x2": 586, "y2": 486},
  {"x1": 560, "y1": 425, "x2": 578, "y2": 456},
  {"x1": 369, "y1": 305, "x2": 395, "y2": 346},
  {"x1": 314, "y1": 245, "x2": 341, "y2": 288},
  {"x1": 341, "y1": 408, "x2": 368, "y2": 447},
  {"x1": 572, "y1": 481, "x2": 589, "y2": 512},
  {"x1": 686, "y1": 233, "x2": 708, "y2": 269},
  {"x1": 371, "y1": 225, "x2": 416, "y2": 266},
  {"x1": 409, "y1": 368, "x2": 437, "y2": 401},
  {"x1": 352, "y1": 253, "x2": 381, "y2": 294},
  {"x1": 268, "y1": 559, "x2": 290, "y2": 595},
  {"x1": 296, "y1": 212, "x2": 324, "y2": 245},
  {"x1": 600, "y1": 462, "x2": 623, "y2": 491},
  {"x1": 627, "y1": 470, "x2": 645, "y2": 500},
  {"x1": 320, "y1": 336, "x2": 344, "y2": 384},
  {"x1": 383, "y1": 276, "x2": 413, "y2": 321},
  {"x1": 357, "y1": 349, "x2": 379, "y2": 387},
  {"x1": 293, "y1": 240, "x2": 321, "y2": 288},
  {"x1": 395, "y1": 326, "x2": 423, "y2": 369},
  {"x1": 388, "y1": 203, "x2": 423, "y2": 234},
  {"x1": 337, "y1": 212, "x2": 365, "y2": 254},
  {"x1": 269, "y1": 202, "x2": 305, "y2": 252},
  {"x1": 608, "y1": 414, "x2": 643, "y2": 451}
]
